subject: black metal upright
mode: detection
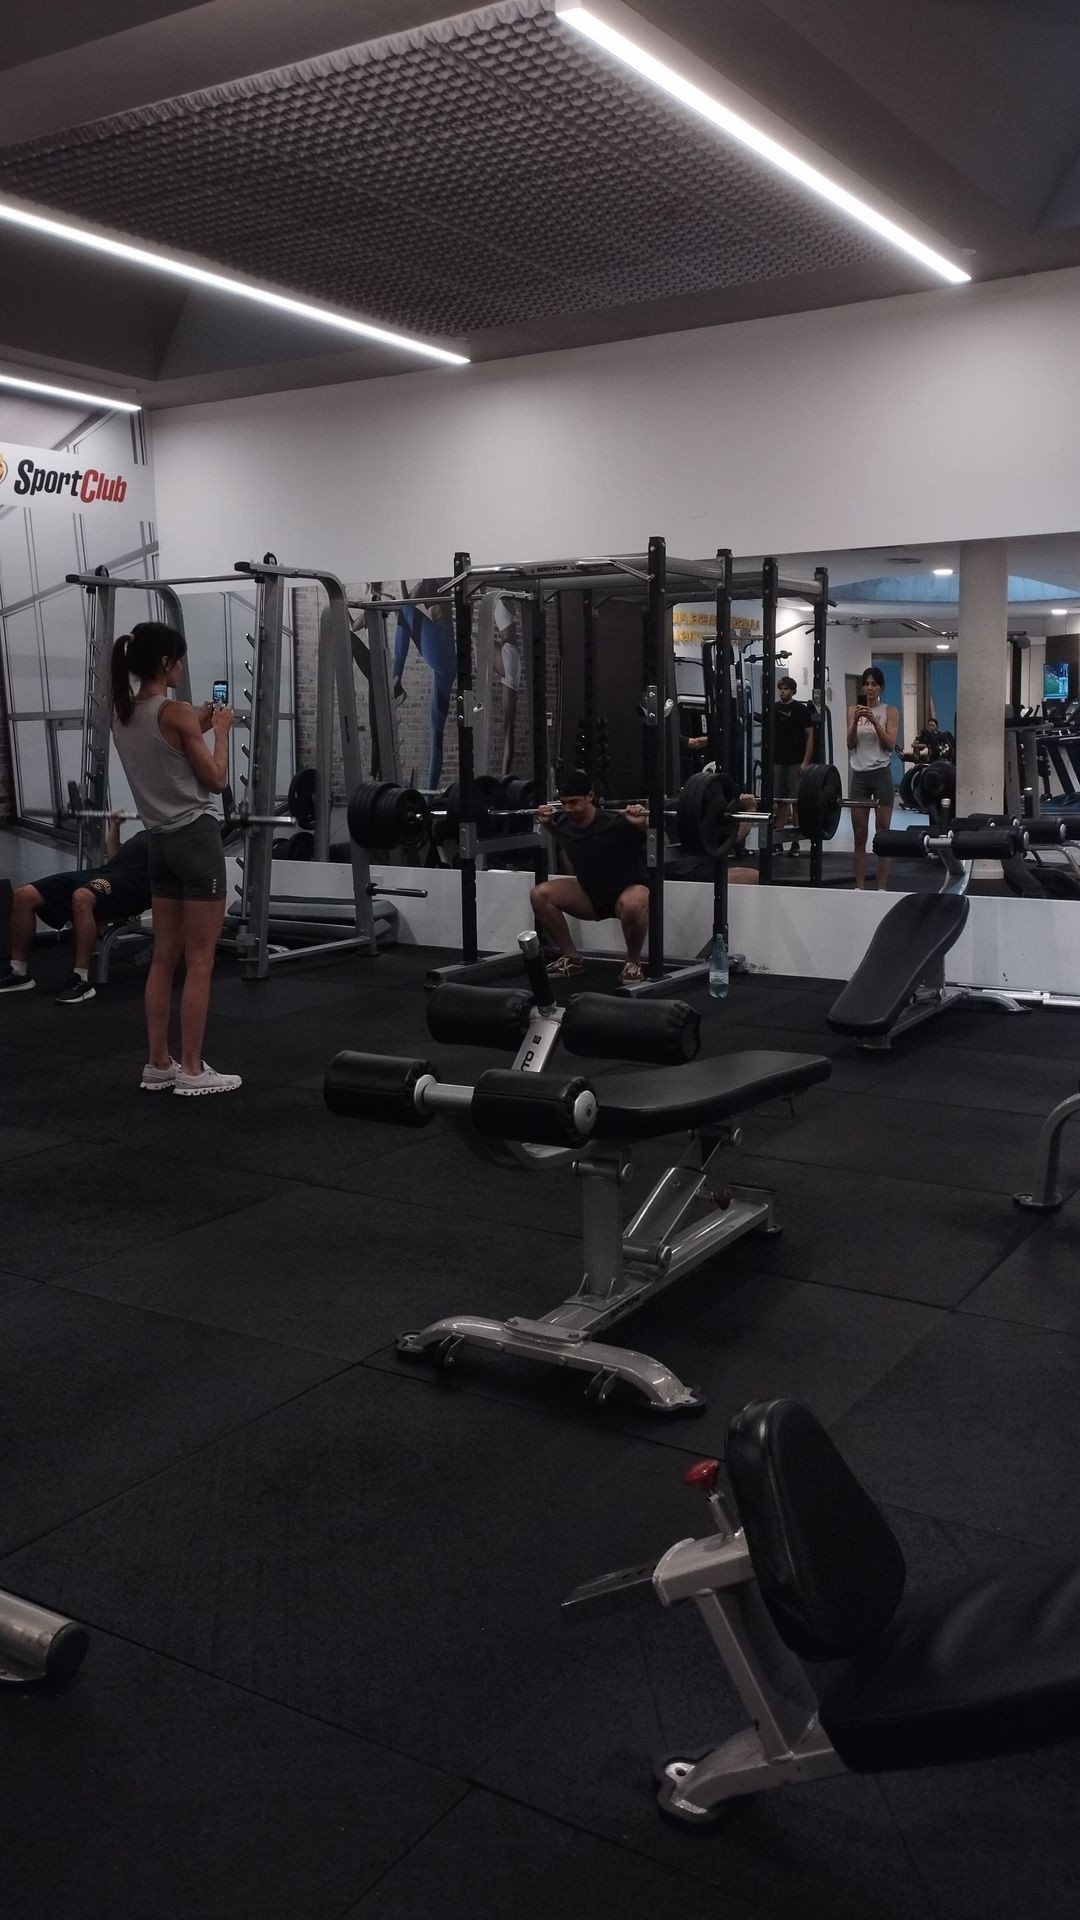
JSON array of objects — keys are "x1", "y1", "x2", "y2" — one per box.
[
  {"x1": 581, "y1": 590, "x2": 597, "y2": 783},
  {"x1": 759, "y1": 556, "x2": 779, "y2": 884},
  {"x1": 644, "y1": 534, "x2": 667, "y2": 980},
  {"x1": 452, "y1": 551, "x2": 478, "y2": 963},
  {"x1": 529, "y1": 591, "x2": 550, "y2": 891},
  {"x1": 712, "y1": 547, "x2": 734, "y2": 940},
  {"x1": 809, "y1": 565, "x2": 830, "y2": 887}
]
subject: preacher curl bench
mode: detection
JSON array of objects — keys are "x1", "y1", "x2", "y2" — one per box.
[
  {"x1": 325, "y1": 935, "x2": 830, "y2": 1413},
  {"x1": 566, "y1": 1397, "x2": 1080, "y2": 1825}
]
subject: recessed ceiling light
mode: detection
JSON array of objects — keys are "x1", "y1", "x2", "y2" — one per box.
[
  {"x1": 557, "y1": 3, "x2": 971, "y2": 286},
  {"x1": 0, "y1": 198, "x2": 469, "y2": 367},
  {"x1": 932, "y1": 567, "x2": 954, "y2": 577},
  {"x1": 935, "y1": 643, "x2": 950, "y2": 651},
  {"x1": 0, "y1": 369, "x2": 141, "y2": 412},
  {"x1": 1051, "y1": 607, "x2": 1069, "y2": 616}
]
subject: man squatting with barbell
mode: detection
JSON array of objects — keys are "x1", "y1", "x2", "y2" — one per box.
[{"x1": 530, "y1": 769, "x2": 758, "y2": 986}]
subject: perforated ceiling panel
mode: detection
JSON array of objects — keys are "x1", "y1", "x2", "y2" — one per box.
[{"x1": 0, "y1": 0, "x2": 884, "y2": 340}]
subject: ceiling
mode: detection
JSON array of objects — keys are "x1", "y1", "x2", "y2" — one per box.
[
  {"x1": 755, "y1": 533, "x2": 1080, "y2": 641},
  {"x1": 1, "y1": 0, "x2": 1079, "y2": 408}
]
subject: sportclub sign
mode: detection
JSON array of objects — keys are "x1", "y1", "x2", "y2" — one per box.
[{"x1": 0, "y1": 440, "x2": 149, "y2": 513}]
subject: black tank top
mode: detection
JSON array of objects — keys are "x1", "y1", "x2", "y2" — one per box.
[{"x1": 555, "y1": 812, "x2": 648, "y2": 910}]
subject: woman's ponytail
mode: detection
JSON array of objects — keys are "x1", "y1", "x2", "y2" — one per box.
[
  {"x1": 109, "y1": 622, "x2": 186, "y2": 726},
  {"x1": 110, "y1": 633, "x2": 134, "y2": 725}
]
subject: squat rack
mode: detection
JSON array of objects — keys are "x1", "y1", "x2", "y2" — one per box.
[
  {"x1": 430, "y1": 539, "x2": 737, "y2": 994},
  {"x1": 718, "y1": 562, "x2": 831, "y2": 885},
  {"x1": 67, "y1": 558, "x2": 397, "y2": 980}
]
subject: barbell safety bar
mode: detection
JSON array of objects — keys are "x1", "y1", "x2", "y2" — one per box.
[{"x1": 62, "y1": 806, "x2": 297, "y2": 830}]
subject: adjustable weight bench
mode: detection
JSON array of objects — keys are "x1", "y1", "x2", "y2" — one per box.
[
  {"x1": 325, "y1": 933, "x2": 830, "y2": 1413},
  {"x1": 566, "y1": 1397, "x2": 1080, "y2": 1825},
  {"x1": 828, "y1": 825, "x2": 1028, "y2": 1048}
]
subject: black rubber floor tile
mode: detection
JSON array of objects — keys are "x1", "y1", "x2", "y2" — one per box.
[
  {"x1": 341, "y1": 1790, "x2": 769, "y2": 1920},
  {"x1": 0, "y1": 1286, "x2": 339, "y2": 1554},
  {"x1": 61, "y1": 1184, "x2": 583, "y2": 1359},
  {"x1": 829, "y1": 1314, "x2": 1080, "y2": 1545},
  {"x1": 748, "y1": 1087, "x2": 1050, "y2": 1195},
  {"x1": 877, "y1": 1739, "x2": 1080, "y2": 1920},
  {"x1": 0, "y1": 986, "x2": 150, "y2": 1059},
  {"x1": 0, "y1": 1632, "x2": 462, "y2": 1920},
  {"x1": 0, "y1": 1121, "x2": 66, "y2": 1163},
  {"x1": 368, "y1": 1273, "x2": 940, "y2": 1457},
  {"x1": 962, "y1": 1195, "x2": 1080, "y2": 1331},
  {"x1": 937, "y1": 1004, "x2": 1080, "y2": 1059},
  {"x1": 683, "y1": 1153, "x2": 1042, "y2": 1306},
  {"x1": 875, "y1": 1044, "x2": 1074, "y2": 1116},
  {"x1": 207, "y1": 973, "x2": 378, "y2": 1022},
  {"x1": 0, "y1": 1044, "x2": 146, "y2": 1138},
  {"x1": 475, "y1": 1611, "x2": 932, "y2": 1920},
  {"x1": 0, "y1": 1373, "x2": 716, "y2": 1775},
  {"x1": 0, "y1": 1143, "x2": 285, "y2": 1280},
  {"x1": 84, "y1": 1080, "x2": 410, "y2": 1183}
]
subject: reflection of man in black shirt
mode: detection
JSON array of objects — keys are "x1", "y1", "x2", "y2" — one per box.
[
  {"x1": 0, "y1": 815, "x2": 151, "y2": 1004},
  {"x1": 530, "y1": 770, "x2": 649, "y2": 987},
  {"x1": 772, "y1": 676, "x2": 816, "y2": 859}
]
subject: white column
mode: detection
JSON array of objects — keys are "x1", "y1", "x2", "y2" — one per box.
[{"x1": 956, "y1": 539, "x2": 1008, "y2": 815}]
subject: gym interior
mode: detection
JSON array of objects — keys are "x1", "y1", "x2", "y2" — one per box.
[{"x1": 3, "y1": 4, "x2": 1080, "y2": 1916}]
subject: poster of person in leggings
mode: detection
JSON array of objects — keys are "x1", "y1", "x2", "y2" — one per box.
[
  {"x1": 393, "y1": 580, "x2": 456, "y2": 791},
  {"x1": 493, "y1": 595, "x2": 523, "y2": 776}
]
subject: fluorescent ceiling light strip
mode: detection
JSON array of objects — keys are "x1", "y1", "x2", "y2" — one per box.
[
  {"x1": 0, "y1": 201, "x2": 469, "y2": 366},
  {"x1": 558, "y1": 5, "x2": 970, "y2": 287},
  {"x1": 0, "y1": 369, "x2": 142, "y2": 413}
]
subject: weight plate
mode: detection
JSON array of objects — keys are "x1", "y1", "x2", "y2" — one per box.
[
  {"x1": 438, "y1": 784, "x2": 460, "y2": 843},
  {"x1": 797, "y1": 764, "x2": 843, "y2": 842},
  {"x1": 347, "y1": 780, "x2": 387, "y2": 848},
  {"x1": 281, "y1": 830, "x2": 314, "y2": 860},
  {"x1": 474, "y1": 773, "x2": 504, "y2": 839},
  {"x1": 918, "y1": 761, "x2": 956, "y2": 827},
  {"x1": 677, "y1": 770, "x2": 740, "y2": 860},
  {"x1": 287, "y1": 767, "x2": 317, "y2": 831}
]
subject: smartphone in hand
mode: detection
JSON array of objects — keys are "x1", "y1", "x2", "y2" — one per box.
[{"x1": 212, "y1": 680, "x2": 229, "y2": 706}]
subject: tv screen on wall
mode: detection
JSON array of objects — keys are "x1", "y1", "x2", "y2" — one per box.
[{"x1": 1044, "y1": 661, "x2": 1070, "y2": 701}]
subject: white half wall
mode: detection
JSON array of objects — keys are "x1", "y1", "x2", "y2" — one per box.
[
  {"x1": 232, "y1": 859, "x2": 1080, "y2": 997},
  {"x1": 153, "y1": 265, "x2": 1080, "y2": 582}
]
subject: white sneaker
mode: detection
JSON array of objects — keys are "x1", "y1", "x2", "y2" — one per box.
[
  {"x1": 141, "y1": 1059, "x2": 179, "y2": 1091},
  {"x1": 174, "y1": 1062, "x2": 242, "y2": 1097}
]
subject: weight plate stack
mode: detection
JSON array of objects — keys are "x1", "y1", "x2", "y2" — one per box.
[
  {"x1": 797, "y1": 764, "x2": 843, "y2": 842},
  {"x1": 287, "y1": 767, "x2": 318, "y2": 831},
  {"x1": 677, "y1": 770, "x2": 740, "y2": 860}
]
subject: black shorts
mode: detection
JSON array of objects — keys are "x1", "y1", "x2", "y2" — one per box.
[
  {"x1": 149, "y1": 815, "x2": 227, "y2": 902},
  {"x1": 580, "y1": 874, "x2": 648, "y2": 921},
  {"x1": 31, "y1": 870, "x2": 150, "y2": 931}
]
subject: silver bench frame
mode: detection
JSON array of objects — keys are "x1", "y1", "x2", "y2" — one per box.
[
  {"x1": 397, "y1": 990, "x2": 785, "y2": 1414},
  {"x1": 566, "y1": 1474, "x2": 843, "y2": 1822}
]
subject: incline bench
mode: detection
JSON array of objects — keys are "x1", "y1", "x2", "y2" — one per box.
[
  {"x1": 325, "y1": 933, "x2": 830, "y2": 1413},
  {"x1": 566, "y1": 1397, "x2": 1080, "y2": 1826},
  {"x1": 828, "y1": 823, "x2": 1031, "y2": 1048}
]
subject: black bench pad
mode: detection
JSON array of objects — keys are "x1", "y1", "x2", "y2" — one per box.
[
  {"x1": 828, "y1": 892, "x2": 969, "y2": 1037},
  {"x1": 591, "y1": 1051, "x2": 830, "y2": 1140},
  {"x1": 821, "y1": 1553, "x2": 1080, "y2": 1771}
]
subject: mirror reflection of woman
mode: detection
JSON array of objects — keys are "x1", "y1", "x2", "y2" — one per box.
[
  {"x1": 847, "y1": 667, "x2": 899, "y2": 891},
  {"x1": 393, "y1": 580, "x2": 456, "y2": 791}
]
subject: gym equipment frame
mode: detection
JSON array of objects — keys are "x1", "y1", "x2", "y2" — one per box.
[{"x1": 327, "y1": 932, "x2": 829, "y2": 1414}]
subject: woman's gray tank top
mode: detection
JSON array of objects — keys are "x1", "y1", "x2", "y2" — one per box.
[{"x1": 112, "y1": 696, "x2": 214, "y2": 833}]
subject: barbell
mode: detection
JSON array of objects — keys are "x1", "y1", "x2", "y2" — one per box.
[{"x1": 62, "y1": 797, "x2": 297, "y2": 833}]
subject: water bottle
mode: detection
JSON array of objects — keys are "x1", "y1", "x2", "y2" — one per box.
[{"x1": 709, "y1": 930, "x2": 730, "y2": 1001}]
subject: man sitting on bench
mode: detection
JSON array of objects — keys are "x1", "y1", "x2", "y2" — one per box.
[
  {"x1": 0, "y1": 813, "x2": 151, "y2": 1004},
  {"x1": 531, "y1": 770, "x2": 650, "y2": 986}
]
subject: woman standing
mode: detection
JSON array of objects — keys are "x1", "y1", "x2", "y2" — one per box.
[
  {"x1": 110, "y1": 621, "x2": 240, "y2": 1095},
  {"x1": 847, "y1": 667, "x2": 899, "y2": 892}
]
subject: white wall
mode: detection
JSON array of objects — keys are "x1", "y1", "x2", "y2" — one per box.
[{"x1": 153, "y1": 265, "x2": 1080, "y2": 581}]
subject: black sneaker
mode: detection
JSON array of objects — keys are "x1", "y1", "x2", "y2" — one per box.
[
  {"x1": 55, "y1": 974, "x2": 96, "y2": 1005},
  {"x1": 786, "y1": 841, "x2": 802, "y2": 859},
  {"x1": 0, "y1": 967, "x2": 35, "y2": 993}
]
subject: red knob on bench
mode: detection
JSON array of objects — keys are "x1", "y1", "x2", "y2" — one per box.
[{"x1": 683, "y1": 1458, "x2": 720, "y2": 1491}]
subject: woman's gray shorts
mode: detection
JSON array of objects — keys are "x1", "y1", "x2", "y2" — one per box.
[
  {"x1": 149, "y1": 814, "x2": 226, "y2": 901},
  {"x1": 849, "y1": 766, "x2": 895, "y2": 808}
]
